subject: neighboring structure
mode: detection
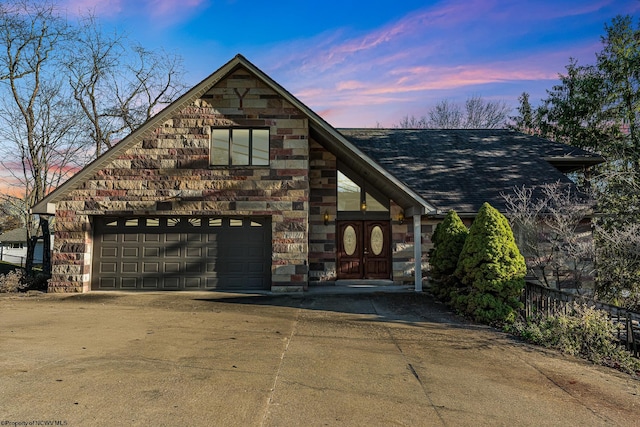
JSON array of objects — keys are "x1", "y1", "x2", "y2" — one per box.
[
  {"x1": 31, "y1": 55, "x2": 603, "y2": 293},
  {"x1": 0, "y1": 228, "x2": 49, "y2": 266}
]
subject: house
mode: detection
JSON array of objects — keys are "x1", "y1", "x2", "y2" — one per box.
[
  {"x1": 31, "y1": 55, "x2": 603, "y2": 293},
  {"x1": 0, "y1": 228, "x2": 51, "y2": 266}
]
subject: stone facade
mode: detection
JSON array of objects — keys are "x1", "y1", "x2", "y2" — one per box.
[
  {"x1": 308, "y1": 139, "x2": 337, "y2": 282},
  {"x1": 44, "y1": 59, "x2": 433, "y2": 293},
  {"x1": 49, "y1": 68, "x2": 310, "y2": 292},
  {"x1": 306, "y1": 141, "x2": 432, "y2": 285}
]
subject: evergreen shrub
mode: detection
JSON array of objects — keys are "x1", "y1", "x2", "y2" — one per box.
[
  {"x1": 428, "y1": 210, "x2": 468, "y2": 302},
  {"x1": 453, "y1": 202, "x2": 526, "y2": 324}
]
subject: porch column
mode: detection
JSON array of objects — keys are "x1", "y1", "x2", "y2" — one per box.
[{"x1": 413, "y1": 214, "x2": 422, "y2": 292}]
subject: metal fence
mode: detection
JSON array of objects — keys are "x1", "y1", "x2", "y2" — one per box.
[
  {"x1": 523, "y1": 282, "x2": 640, "y2": 357},
  {"x1": 0, "y1": 253, "x2": 25, "y2": 267}
]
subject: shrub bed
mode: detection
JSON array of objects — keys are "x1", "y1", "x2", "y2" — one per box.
[{"x1": 509, "y1": 302, "x2": 640, "y2": 376}]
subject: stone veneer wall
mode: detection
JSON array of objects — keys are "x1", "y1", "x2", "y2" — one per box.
[
  {"x1": 308, "y1": 139, "x2": 337, "y2": 282},
  {"x1": 307, "y1": 146, "x2": 433, "y2": 285},
  {"x1": 48, "y1": 68, "x2": 310, "y2": 292}
]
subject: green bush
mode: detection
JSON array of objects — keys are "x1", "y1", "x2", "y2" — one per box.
[
  {"x1": 453, "y1": 202, "x2": 526, "y2": 324},
  {"x1": 429, "y1": 210, "x2": 468, "y2": 302},
  {"x1": 510, "y1": 303, "x2": 640, "y2": 375}
]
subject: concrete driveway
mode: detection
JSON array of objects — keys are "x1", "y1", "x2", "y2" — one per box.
[{"x1": 0, "y1": 290, "x2": 638, "y2": 426}]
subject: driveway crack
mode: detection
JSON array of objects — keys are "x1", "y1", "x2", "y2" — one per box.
[
  {"x1": 260, "y1": 304, "x2": 302, "y2": 427},
  {"x1": 370, "y1": 299, "x2": 447, "y2": 426}
]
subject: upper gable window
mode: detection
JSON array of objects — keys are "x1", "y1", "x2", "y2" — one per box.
[
  {"x1": 210, "y1": 128, "x2": 270, "y2": 166},
  {"x1": 337, "y1": 169, "x2": 389, "y2": 212}
]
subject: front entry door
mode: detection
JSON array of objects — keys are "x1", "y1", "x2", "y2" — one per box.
[{"x1": 337, "y1": 220, "x2": 391, "y2": 280}]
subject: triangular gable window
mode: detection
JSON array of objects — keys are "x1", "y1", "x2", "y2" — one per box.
[{"x1": 337, "y1": 169, "x2": 389, "y2": 214}]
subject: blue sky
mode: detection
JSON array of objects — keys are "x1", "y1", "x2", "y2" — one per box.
[{"x1": 56, "y1": 0, "x2": 640, "y2": 128}]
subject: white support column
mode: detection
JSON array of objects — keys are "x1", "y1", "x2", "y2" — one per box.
[{"x1": 413, "y1": 214, "x2": 422, "y2": 292}]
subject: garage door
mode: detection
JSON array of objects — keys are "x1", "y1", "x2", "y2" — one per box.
[{"x1": 92, "y1": 216, "x2": 271, "y2": 290}]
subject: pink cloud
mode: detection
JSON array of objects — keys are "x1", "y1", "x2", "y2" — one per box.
[
  {"x1": 335, "y1": 80, "x2": 367, "y2": 91},
  {"x1": 0, "y1": 159, "x2": 82, "y2": 198},
  {"x1": 0, "y1": 168, "x2": 24, "y2": 197},
  {"x1": 60, "y1": 0, "x2": 207, "y2": 20},
  {"x1": 299, "y1": 56, "x2": 561, "y2": 106},
  {"x1": 291, "y1": 0, "x2": 495, "y2": 74},
  {"x1": 146, "y1": 0, "x2": 206, "y2": 18},
  {"x1": 379, "y1": 65, "x2": 558, "y2": 95},
  {"x1": 61, "y1": 0, "x2": 124, "y2": 17},
  {"x1": 1, "y1": 161, "x2": 27, "y2": 170},
  {"x1": 500, "y1": 0, "x2": 636, "y2": 21}
]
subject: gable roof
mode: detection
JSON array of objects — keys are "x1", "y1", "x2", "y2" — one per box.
[
  {"x1": 339, "y1": 128, "x2": 604, "y2": 215},
  {"x1": 0, "y1": 228, "x2": 27, "y2": 243},
  {"x1": 31, "y1": 54, "x2": 434, "y2": 215}
]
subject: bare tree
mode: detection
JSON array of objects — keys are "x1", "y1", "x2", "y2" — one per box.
[
  {"x1": 66, "y1": 15, "x2": 186, "y2": 157},
  {"x1": 503, "y1": 182, "x2": 595, "y2": 291},
  {"x1": 0, "y1": 0, "x2": 75, "y2": 272},
  {"x1": 395, "y1": 115, "x2": 428, "y2": 129},
  {"x1": 594, "y1": 223, "x2": 640, "y2": 310},
  {"x1": 0, "y1": 195, "x2": 23, "y2": 232},
  {"x1": 0, "y1": 3, "x2": 188, "y2": 274},
  {"x1": 395, "y1": 95, "x2": 510, "y2": 129},
  {"x1": 464, "y1": 95, "x2": 510, "y2": 129},
  {"x1": 428, "y1": 99, "x2": 463, "y2": 128}
]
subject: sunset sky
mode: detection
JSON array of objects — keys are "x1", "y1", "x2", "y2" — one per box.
[
  {"x1": 62, "y1": 0, "x2": 640, "y2": 127},
  {"x1": 1, "y1": 0, "x2": 639, "y2": 196}
]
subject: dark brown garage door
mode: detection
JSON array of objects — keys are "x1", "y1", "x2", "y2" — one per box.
[{"x1": 92, "y1": 216, "x2": 271, "y2": 291}]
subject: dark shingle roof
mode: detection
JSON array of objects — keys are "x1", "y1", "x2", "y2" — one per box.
[{"x1": 338, "y1": 129, "x2": 603, "y2": 214}]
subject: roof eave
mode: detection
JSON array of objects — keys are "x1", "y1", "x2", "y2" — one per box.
[{"x1": 544, "y1": 156, "x2": 605, "y2": 173}]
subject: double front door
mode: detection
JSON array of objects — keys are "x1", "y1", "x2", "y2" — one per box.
[{"x1": 337, "y1": 220, "x2": 391, "y2": 280}]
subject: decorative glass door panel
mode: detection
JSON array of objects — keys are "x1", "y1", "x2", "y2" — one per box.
[{"x1": 337, "y1": 220, "x2": 390, "y2": 280}]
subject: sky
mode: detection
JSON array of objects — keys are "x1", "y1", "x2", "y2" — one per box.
[
  {"x1": 1, "y1": 0, "x2": 640, "y2": 198},
  {"x1": 58, "y1": 0, "x2": 640, "y2": 128}
]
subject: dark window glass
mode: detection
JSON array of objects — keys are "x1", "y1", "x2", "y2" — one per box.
[
  {"x1": 211, "y1": 129, "x2": 230, "y2": 165},
  {"x1": 210, "y1": 128, "x2": 270, "y2": 166},
  {"x1": 231, "y1": 129, "x2": 250, "y2": 165},
  {"x1": 252, "y1": 129, "x2": 270, "y2": 165}
]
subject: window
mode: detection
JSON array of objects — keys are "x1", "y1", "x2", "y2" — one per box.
[
  {"x1": 337, "y1": 169, "x2": 389, "y2": 212},
  {"x1": 210, "y1": 128, "x2": 269, "y2": 166},
  {"x1": 146, "y1": 218, "x2": 160, "y2": 227},
  {"x1": 337, "y1": 171, "x2": 361, "y2": 211}
]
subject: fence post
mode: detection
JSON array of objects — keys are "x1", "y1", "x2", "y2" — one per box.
[{"x1": 627, "y1": 317, "x2": 634, "y2": 354}]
